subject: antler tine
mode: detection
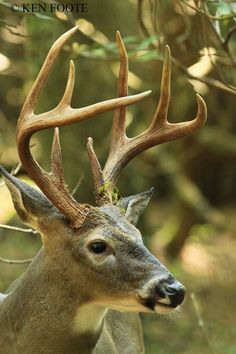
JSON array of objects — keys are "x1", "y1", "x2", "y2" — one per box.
[
  {"x1": 87, "y1": 137, "x2": 111, "y2": 205},
  {"x1": 20, "y1": 26, "x2": 79, "y2": 117},
  {"x1": 86, "y1": 31, "x2": 132, "y2": 203},
  {"x1": 103, "y1": 31, "x2": 129, "y2": 167},
  {"x1": 151, "y1": 45, "x2": 171, "y2": 128},
  {"x1": 58, "y1": 60, "x2": 75, "y2": 107},
  {"x1": 51, "y1": 128, "x2": 66, "y2": 186},
  {"x1": 110, "y1": 31, "x2": 129, "y2": 144},
  {"x1": 43, "y1": 127, "x2": 90, "y2": 228},
  {"x1": 102, "y1": 44, "x2": 207, "y2": 193}
]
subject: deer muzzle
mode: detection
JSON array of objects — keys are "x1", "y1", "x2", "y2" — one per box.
[{"x1": 138, "y1": 277, "x2": 186, "y2": 314}]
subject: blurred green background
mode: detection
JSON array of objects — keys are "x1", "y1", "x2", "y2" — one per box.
[{"x1": 0, "y1": 1, "x2": 236, "y2": 353}]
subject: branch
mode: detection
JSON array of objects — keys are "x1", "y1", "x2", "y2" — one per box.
[
  {"x1": 0, "y1": 224, "x2": 38, "y2": 235},
  {"x1": 136, "y1": 1, "x2": 236, "y2": 94},
  {"x1": 190, "y1": 293, "x2": 217, "y2": 354},
  {"x1": 0, "y1": 256, "x2": 32, "y2": 264},
  {"x1": 71, "y1": 175, "x2": 84, "y2": 196},
  {"x1": 11, "y1": 162, "x2": 22, "y2": 176},
  {"x1": 180, "y1": 0, "x2": 236, "y2": 21},
  {"x1": 137, "y1": 0, "x2": 152, "y2": 38},
  {"x1": 172, "y1": 57, "x2": 236, "y2": 96},
  {"x1": 0, "y1": 161, "x2": 22, "y2": 188},
  {"x1": 223, "y1": 25, "x2": 236, "y2": 50}
]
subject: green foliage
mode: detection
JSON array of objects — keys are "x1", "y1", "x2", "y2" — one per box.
[
  {"x1": 98, "y1": 183, "x2": 121, "y2": 204},
  {"x1": 206, "y1": 0, "x2": 236, "y2": 39},
  {"x1": 77, "y1": 34, "x2": 163, "y2": 62}
]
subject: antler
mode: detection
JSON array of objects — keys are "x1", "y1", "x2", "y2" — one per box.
[
  {"x1": 17, "y1": 26, "x2": 151, "y2": 228},
  {"x1": 88, "y1": 32, "x2": 207, "y2": 204}
]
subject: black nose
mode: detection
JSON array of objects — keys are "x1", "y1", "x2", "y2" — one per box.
[{"x1": 163, "y1": 282, "x2": 186, "y2": 307}]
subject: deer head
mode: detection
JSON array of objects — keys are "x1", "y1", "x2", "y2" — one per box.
[{"x1": 0, "y1": 27, "x2": 207, "y2": 348}]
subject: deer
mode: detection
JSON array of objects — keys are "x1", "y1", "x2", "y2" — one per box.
[{"x1": 0, "y1": 26, "x2": 207, "y2": 354}]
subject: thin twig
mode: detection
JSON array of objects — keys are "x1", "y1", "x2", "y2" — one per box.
[
  {"x1": 180, "y1": 0, "x2": 236, "y2": 21},
  {"x1": 223, "y1": 25, "x2": 236, "y2": 50},
  {"x1": 0, "y1": 256, "x2": 32, "y2": 264},
  {"x1": 0, "y1": 224, "x2": 38, "y2": 235},
  {"x1": 190, "y1": 292, "x2": 216, "y2": 354},
  {"x1": 172, "y1": 57, "x2": 236, "y2": 95},
  {"x1": 11, "y1": 162, "x2": 22, "y2": 176},
  {"x1": 0, "y1": 161, "x2": 22, "y2": 188},
  {"x1": 71, "y1": 175, "x2": 84, "y2": 196},
  {"x1": 137, "y1": 0, "x2": 152, "y2": 38}
]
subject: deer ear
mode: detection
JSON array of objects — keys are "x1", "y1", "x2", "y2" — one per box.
[
  {"x1": 118, "y1": 187, "x2": 154, "y2": 225},
  {"x1": 0, "y1": 166, "x2": 55, "y2": 228}
]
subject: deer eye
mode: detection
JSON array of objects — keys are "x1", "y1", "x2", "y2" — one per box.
[{"x1": 89, "y1": 241, "x2": 107, "y2": 254}]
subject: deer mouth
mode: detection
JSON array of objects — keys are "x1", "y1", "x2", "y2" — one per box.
[{"x1": 138, "y1": 295, "x2": 177, "y2": 314}]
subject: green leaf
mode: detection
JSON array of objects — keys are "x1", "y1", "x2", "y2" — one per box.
[
  {"x1": 79, "y1": 47, "x2": 108, "y2": 59},
  {"x1": 136, "y1": 35, "x2": 161, "y2": 50},
  {"x1": 216, "y1": 0, "x2": 234, "y2": 18},
  {"x1": 33, "y1": 13, "x2": 55, "y2": 21},
  {"x1": 122, "y1": 36, "x2": 139, "y2": 44},
  {"x1": 136, "y1": 50, "x2": 163, "y2": 62}
]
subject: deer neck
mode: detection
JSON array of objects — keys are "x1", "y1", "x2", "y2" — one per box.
[
  {"x1": 73, "y1": 303, "x2": 107, "y2": 337},
  {"x1": 1, "y1": 247, "x2": 108, "y2": 353}
]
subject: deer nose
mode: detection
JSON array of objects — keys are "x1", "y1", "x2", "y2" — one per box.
[{"x1": 163, "y1": 281, "x2": 186, "y2": 307}]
